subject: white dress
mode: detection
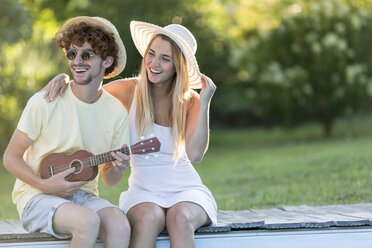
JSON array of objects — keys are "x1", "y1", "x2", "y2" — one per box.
[{"x1": 119, "y1": 94, "x2": 218, "y2": 226}]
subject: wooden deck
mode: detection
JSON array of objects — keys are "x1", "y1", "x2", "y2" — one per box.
[{"x1": 1, "y1": 203, "x2": 372, "y2": 247}]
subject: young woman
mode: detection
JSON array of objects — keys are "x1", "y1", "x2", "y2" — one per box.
[{"x1": 44, "y1": 20, "x2": 217, "y2": 248}]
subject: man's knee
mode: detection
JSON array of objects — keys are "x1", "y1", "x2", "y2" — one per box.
[
  {"x1": 115, "y1": 219, "x2": 131, "y2": 244},
  {"x1": 110, "y1": 209, "x2": 131, "y2": 237},
  {"x1": 54, "y1": 204, "x2": 100, "y2": 238},
  {"x1": 98, "y1": 208, "x2": 131, "y2": 246},
  {"x1": 73, "y1": 210, "x2": 101, "y2": 237}
]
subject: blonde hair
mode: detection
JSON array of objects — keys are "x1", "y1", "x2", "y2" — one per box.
[{"x1": 135, "y1": 34, "x2": 194, "y2": 162}]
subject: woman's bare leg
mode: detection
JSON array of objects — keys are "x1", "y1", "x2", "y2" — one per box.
[
  {"x1": 166, "y1": 202, "x2": 211, "y2": 248},
  {"x1": 127, "y1": 202, "x2": 166, "y2": 248}
]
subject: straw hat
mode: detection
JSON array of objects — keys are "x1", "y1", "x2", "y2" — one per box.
[
  {"x1": 61, "y1": 16, "x2": 126, "y2": 79},
  {"x1": 130, "y1": 21, "x2": 202, "y2": 89}
]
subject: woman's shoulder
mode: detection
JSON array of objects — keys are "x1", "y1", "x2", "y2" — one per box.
[{"x1": 104, "y1": 77, "x2": 137, "y2": 91}]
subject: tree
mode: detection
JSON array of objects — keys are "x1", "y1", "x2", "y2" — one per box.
[
  {"x1": 23, "y1": 0, "x2": 235, "y2": 126},
  {"x1": 0, "y1": 0, "x2": 33, "y2": 152},
  {"x1": 231, "y1": 0, "x2": 372, "y2": 136}
]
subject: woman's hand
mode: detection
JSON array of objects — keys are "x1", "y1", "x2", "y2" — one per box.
[
  {"x1": 42, "y1": 73, "x2": 70, "y2": 102},
  {"x1": 199, "y1": 74, "x2": 217, "y2": 104}
]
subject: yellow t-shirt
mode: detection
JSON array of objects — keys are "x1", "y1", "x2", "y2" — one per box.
[{"x1": 13, "y1": 84, "x2": 129, "y2": 217}]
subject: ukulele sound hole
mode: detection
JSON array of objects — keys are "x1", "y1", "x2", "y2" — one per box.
[{"x1": 70, "y1": 159, "x2": 83, "y2": 174}]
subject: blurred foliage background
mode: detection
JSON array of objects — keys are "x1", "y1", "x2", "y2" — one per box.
[
  {"x1": 1, "y1": 0, "x2": 372, "y2": 155},
  {"x1": 2, "y1": 0, "x2": 372, "y2": 219}
]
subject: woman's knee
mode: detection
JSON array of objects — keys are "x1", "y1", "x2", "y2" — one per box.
[
  {"x1": 128, "y1": 204, "x2": 165, "y2": 232},
  {"x1": 166, "y1": 202, "x2": 210, "y2": 232},
  {"x1": 166, "y1": 210, "x2": 193, "y2": 232},
  {"x1": 132, "y1": 210, "x2": 164, "y2": 228}
]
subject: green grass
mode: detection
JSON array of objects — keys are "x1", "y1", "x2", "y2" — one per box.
[
  {"x1": 200, "y1": 114, "x2": 372, "y2": 210},
  {"x1": 2, "y1": 114, "x2": 372, "y2": 220},
  {"x1": 0, "y1": 166, "x2": 19, "y2": 220}
]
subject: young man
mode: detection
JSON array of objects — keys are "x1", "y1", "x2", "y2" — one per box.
[{"x1": 3, "y1": 16, "x2": 131, "y2": 248}]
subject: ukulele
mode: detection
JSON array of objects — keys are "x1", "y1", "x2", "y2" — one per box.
[{"x1": 39, "y1": 137, "x2": 160, "y2": 181}]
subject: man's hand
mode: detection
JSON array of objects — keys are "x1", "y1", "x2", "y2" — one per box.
[
  {"x1": 40, "y1": 168, "x2": 87, "y2": 197},
  {"x1": 101, "y1": 144, "x2": 130, "y2": 187},
  {"x1": 110, "y1": 146, "x2": 130, "y2": 172}
]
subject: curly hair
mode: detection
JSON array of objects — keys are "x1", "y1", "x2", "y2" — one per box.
[{"x1": 56, "y1": 22, "x2": 118, "y2": 76}]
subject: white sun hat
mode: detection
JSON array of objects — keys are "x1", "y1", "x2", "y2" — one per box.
[
  {"x1": 61, "y1": 16, "x2": 127, "y2": 79},
  {"x1": 130, "y1": 20, "x2": 202, "y2": 89}
]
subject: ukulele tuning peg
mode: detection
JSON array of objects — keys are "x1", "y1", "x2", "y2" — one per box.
[
  {"x1": 154, "y1": 153, "x2": 159, "y2": 158},
  {"x1": 140, "y1": 136, "x2": 145, "y2": 140},
  {"x1": 149, "y1": 133, "x2": 154, "y2": 137},
  {"x1": 145, "y1": 155, "x2": 150, "y2": 160}
]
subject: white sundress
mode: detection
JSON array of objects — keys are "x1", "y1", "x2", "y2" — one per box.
[{"x1": 119, "y1": 94, "x2": 218, "y2": 226}]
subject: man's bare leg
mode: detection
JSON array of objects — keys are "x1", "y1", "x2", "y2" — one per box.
[{"x1": 53, "y1": 202, "x2": 100, "y2": 248}]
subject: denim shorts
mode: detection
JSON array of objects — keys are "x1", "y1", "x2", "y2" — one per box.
[{"x1": 21, "y1": 190, "x2": 123, "y2": 239}]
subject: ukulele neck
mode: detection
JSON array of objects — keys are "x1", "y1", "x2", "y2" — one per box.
[{"x1": 90, "y1": 147, "x2": 131, "y2": 167}]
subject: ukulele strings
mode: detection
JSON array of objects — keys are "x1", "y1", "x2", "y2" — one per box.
[
  {"x1": 47, "y1": 158, "x2": 92, "y2": 174},
  {"x1": 48, "y1": 155, "x2": 114, "y2": 174},
  {"x1": 44, "y1": 147, "x2": 130, "y2": 174}
]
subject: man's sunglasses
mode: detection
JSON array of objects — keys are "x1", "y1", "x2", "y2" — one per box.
[{"x1": 66, "y1": 49, "x2": 96, "y2": 61}]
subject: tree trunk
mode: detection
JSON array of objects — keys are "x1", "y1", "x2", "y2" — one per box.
[{"x1": 322, "y1": 119, "x2": 333, "y2": 138}]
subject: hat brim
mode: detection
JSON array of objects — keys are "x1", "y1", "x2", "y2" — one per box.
[
  {"x1": 62, "y1": 16, "x2": 126, "y2": 79},
  {"x1": 130, "y1": 21, "x2": 202, "y2": 89}
]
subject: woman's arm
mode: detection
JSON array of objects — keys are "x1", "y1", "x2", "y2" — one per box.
[
  {"x1": 185, "y1": 75, "x2": 217, "y2": 163},
  {"x1": 41, "y1": 74, "x2": 137, "y2": 113},
  {"x1": 42, "y1": 73, "x2": 70, "y2": 102}
]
